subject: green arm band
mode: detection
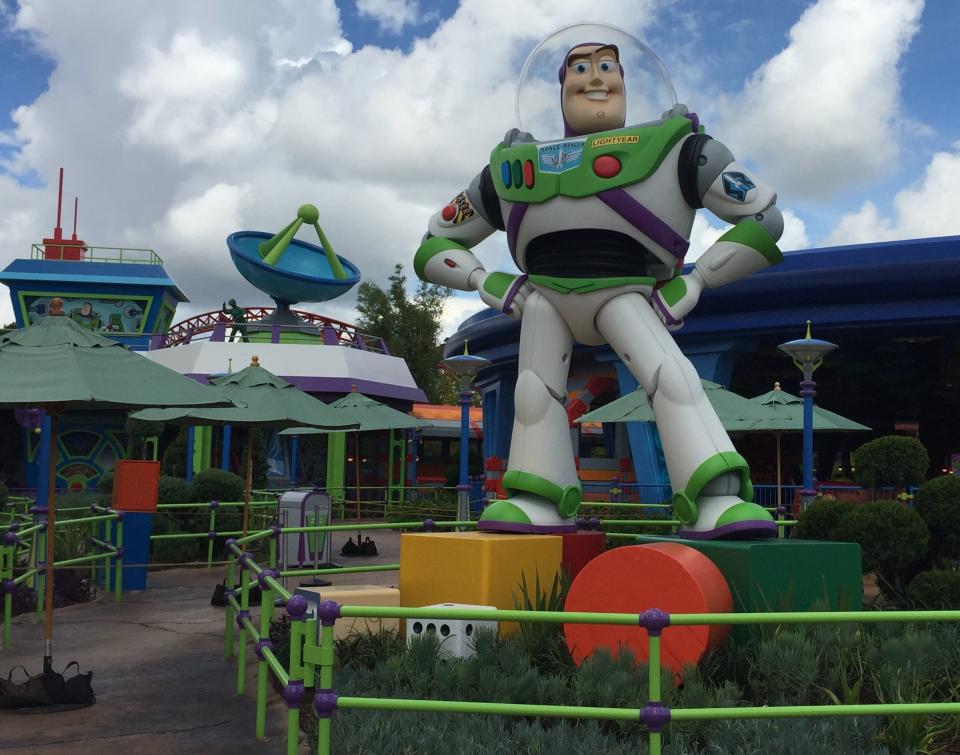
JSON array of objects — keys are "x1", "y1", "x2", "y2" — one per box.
[
  {"x1": 482, "y1": 272, "x2": 517, "y2": 299},
  {"x1": 719, "y1": 220, "x2": 783, "y2": 266},
  {"x1": 414, "y1": 236, "x2": 469, "y2": 280},
  {"x1": 657, "y1": 276, "x2": 688, "y2": 307}
]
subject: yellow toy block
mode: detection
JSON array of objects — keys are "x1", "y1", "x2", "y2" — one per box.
[
  {"x1": 399, "y1": 532, "x2": 562, "y2": 633},
  {"x1": 295, "y1": 584, "x2": 400, "y2": 640}
]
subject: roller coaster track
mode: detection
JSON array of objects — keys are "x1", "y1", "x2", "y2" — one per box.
[{"x1": 161, "y1": 307, "x2": 387, "y2": 352}]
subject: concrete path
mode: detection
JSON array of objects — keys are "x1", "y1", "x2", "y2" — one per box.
[{"x1": 0, "y1": 530, "x2": 401, "y2": 754}]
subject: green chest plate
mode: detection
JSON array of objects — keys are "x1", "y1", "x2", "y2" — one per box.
[{"x1": 490, "y1": 117, "x2": 696, "y2": 204}]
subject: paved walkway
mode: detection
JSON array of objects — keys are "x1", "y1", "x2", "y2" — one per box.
[{"x1": 0, "y1": 530, "x2": 401, "y2": 754}]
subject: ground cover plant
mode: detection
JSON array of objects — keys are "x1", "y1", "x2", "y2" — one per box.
[
  {"x1": 263, "y1": 567, "x2": 960, "y2": 755},
  {"x1": 278, "y1": 615, "x2": 960, "y2": 754}
]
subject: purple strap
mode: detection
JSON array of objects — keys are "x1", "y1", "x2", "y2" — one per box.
[
  {"x1": 506, "y1": 203, "x2": 528, "y2": 262},
  {"x1": 597, "y1": 188, "x2": 689, "y2": 260}
]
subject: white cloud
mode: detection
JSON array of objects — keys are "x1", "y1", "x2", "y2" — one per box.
[
  {"x1": 713, "y1": 0, "x2": 923, "y2": 199},
  {"x1": 686, "y1": 207, "x2": 809, "y2": 262},
  {"x1": 357, "y1": 0, "x2": 420, "y2": 35},
  {"x1": 826, "y1": 142, "x2": 960, "y2": 246},
  {"x1": 441, "y1": 294, "x2": 486, "y2": 338}
]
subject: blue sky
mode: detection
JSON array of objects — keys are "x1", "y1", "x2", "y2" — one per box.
[{"x1": 0, "y1": 0, "x2": 958, "y2": 331}]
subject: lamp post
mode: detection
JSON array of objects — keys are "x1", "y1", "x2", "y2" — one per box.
[
  {"x1": 778, "y1": 321, "x2": 837, "y2": 509},
  {"x1": 442, "y1": 343, "x2": 490, "y2": 523}
]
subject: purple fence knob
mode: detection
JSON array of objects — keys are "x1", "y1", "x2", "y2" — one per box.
[
  {"x1": 207, "y1": 530, "x2": 218, "y2": 540},
  {"x1": 270, "y1": 524, "x2": 282, "y2": 538},
  {"x1": 576, "y1": 517, "x2": 587, "y2": 530},
  {"x1": 286, "y1": 594, "x2": 309, "y2": 620},
  {"x1": 421, "y1": 518, "x2": 436, "y2": 532},
  {"x1": 257, "y1": 568, "x2": 278, "y2": 591},
  {"x1": 115, "y1": 546, "x2": 126, "y2": 560},
  {"x1": 282, "y1": 681, "x2": 305, "y2": 709},
  {"x1": 237, "y1": 552, "x2": 251, "y2": 566},
  {"x1": 209, "y1": 500, "x2": 219, "y2": 510},
  {"x1": 588, "y1": 516, "x2": 601, "y2": 531},
  {"x1": 114, "y1": 510, "x2": 125, "y2": 521},
  {"x1": 317, "y1": 599, "x2": 341, "y2": 627},
  {"x1": 254, "y1": 638, "x2": 274, "y2": 660},
  {"x1": 2, "y1": 579, "x2": 16, "y2": 595},
  {"x1": 638, "y1": 607, "x2": 671, "y2": 637},
  {"x1": 225, "y1": 538, "x2": 237, "y2": 549},
  {"x1": 639, "y1": 701, "x2": 671, "y2": 732},
  {"x1": 236, "y1": 609, "x2": 252, "y2": 628},
  {"x1": 3, "y1": 531, "x2": 19, "y2": 546},
  {"x1": 8, "y1": 522, "x2": 19, "y2": 532},
  {"x1": 312, "y1": 689, "x2": 338, "y2": 719}
]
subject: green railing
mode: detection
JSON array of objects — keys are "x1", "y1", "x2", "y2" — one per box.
[
  {"x1": 220, "y1": 519, "x2": 954, "y2": 755},
  {"x1": 2, "y1": 507, "x2": 124, "y2": 649},
  {"x1": 30, "y1": 243, "x2": 163, "y2": 265}
]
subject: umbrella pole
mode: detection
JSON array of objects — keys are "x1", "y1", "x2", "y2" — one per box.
[
  {"x1": 355, "y1": 434, "x2": 361, "y2": 544},
  {"x1": 43, "y1": 413, "x2": 59, "y2": 673},
  {"x1": 242, "y1": 427, "x2": 253, "y2": 541},
  {"x1": 776, "y1": 432, "x2": 782, "y2": 511}
]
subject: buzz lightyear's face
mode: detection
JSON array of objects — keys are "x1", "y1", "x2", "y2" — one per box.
[{"x1": 561, "y1": 44, "x2": 625, "y2": 135}]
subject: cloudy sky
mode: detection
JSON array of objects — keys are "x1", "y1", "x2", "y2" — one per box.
[{"x1": 1, "y1": 0, "x2": 958, "y2": 336}]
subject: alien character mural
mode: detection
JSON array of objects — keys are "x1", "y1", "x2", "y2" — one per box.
[{"x1": 415, "y1": 25, "x2": 785, "y2": 539}]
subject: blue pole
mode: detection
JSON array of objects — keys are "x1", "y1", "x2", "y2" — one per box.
[
  {"x1": 290, "y1": 435, "x2": 299, "y2": 485},
  {"x1": 800, "y1": 378, "x2": 816, "y2": 495},
  {"x1": 186, "y1": 426, "x2": 195, "y2": 482},
  {"x1": 35, "y1": 415, "x2": 52, "y2": 510},
  {"x1": 221, "y1": 424, "x2": 232, "y2": 471},
  {"x1": 458, "y1": 388, "x2": 470, "y2": 487}
]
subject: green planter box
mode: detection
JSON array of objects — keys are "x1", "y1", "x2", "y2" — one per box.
[{"x1": 635, "y1": 536, "x2": 863, "y2": 642}]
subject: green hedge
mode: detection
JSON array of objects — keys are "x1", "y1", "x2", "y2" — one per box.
[
  {"x1": 852, "y1": 435, "x2": 929, "y2": 489},
  {"x1": 907, "y1": 569, "x2": 960, "y2": 609},
  {"x1": 190, "y1": 468, "x2": 245, "y2": 503},
  {"x1": 913, "y1": 474, "x2": 960, "y2": 567},
  {"x1": 794, "y1": 499, "x2": 929, "y2": 596}
]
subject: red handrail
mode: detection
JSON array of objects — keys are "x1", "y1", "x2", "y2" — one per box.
[{"x1": 162, "y1": 307, "x2": 382, "y2": 350}]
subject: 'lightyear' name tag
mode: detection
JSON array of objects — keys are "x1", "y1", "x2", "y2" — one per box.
[{"x1": 537, "y1": 139, "x2": 585, "y2": 174}]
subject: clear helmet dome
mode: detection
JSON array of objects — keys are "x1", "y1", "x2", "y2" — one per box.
[{"x1": 516, "y1": 23, "x2": 677, "y2": 141}]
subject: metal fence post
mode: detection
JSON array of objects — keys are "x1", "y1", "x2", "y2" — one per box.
[{"x1": 639, "y1": 608, "x2": 671, "y2": 755}]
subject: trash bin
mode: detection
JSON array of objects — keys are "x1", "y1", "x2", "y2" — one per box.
[{"x1": 278, "y1": 490, "x2": 333, "y2": 576}]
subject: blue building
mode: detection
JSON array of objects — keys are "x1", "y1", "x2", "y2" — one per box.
[{"x1": 447, "y1": 235, "x2": 960, "y2": 489}]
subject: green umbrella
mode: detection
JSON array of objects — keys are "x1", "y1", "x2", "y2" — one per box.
[
  {"x1": 132, "y1": 357, "x2": 359, "y2": 537},
  {"x1": 749, "y1": 382, "x2": 871, "y2": 507},
  {"x1": 0, "y1": 303, "x2": 232, "y2": 677},
  {"x1": 280, "y1": 390, "x2": 427, "y2": 543},
  {"x1": 577, "y1": 379, "x2": 779, "y2": 432}
]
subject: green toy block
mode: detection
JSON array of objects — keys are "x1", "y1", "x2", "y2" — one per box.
[{"x1": 635, "y1": 536, "x2": 862, "y2": 643}]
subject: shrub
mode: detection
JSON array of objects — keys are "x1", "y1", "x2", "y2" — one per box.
[
  {"x1": 157, "y1": 475, "x2": 193, "y2": 505},
  {"x1": 191, "y1": 467, "x2": 245, "y2": 503},
  {"x1": 161, "y1": 427, "x2": 188, "y2": 478},
  {"x1": 97, "y1": 471, "x2": 114, "y2": 495},
  {"x1": 907, "y1": 570, "x2": 960, "y2": 609},
  {"x1": 852, "y1": 435, "x2": 929, "y2": 490},
  {"x1": 834, "y1": 500, "x2": 929, "y2": 591},
  {"x1": 124, "y1": 417, "x2": 164, "y2": 459},
  {"x1": 913, "y1": 475, "x2": 960, "y2": 567},
  {"x1": 792, "y1": 497, "x2": 856, "y2": 541}
]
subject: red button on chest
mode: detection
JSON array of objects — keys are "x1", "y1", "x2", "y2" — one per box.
[
  {"x1": 441, "y1": 205, "x2": 456, "y2": 221},
  {"x1": 593, "y1": 155, "x2": 621, "y2": 178}
]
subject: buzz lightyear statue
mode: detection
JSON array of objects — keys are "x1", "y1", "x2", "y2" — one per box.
[{"x1": 415, "y1": 26, "x2": 784, "y2": 539}]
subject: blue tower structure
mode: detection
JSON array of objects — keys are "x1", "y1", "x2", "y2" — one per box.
[
  {"x1": 0, "y1": 170, "x2": 188, "y2": 493},
  {"x1": 0, "y1": 170, "x2": 187, "y2": 352}
]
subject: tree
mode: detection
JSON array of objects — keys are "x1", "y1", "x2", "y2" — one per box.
[{"x1": 355, "y1": 263, "x2": 458, "y2": 404}]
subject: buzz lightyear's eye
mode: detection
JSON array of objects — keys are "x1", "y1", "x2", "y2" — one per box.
[
  {"x1": 573, "y1": 62, "x2": 589, "y2": 74},
  {"x1": 598, "y1": 59, "x2": 616, "y2": 73}
]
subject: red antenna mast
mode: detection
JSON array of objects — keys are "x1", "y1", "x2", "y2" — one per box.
[{"x1": 42, "y1": 168, "x2": 86, "y2": 260}]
